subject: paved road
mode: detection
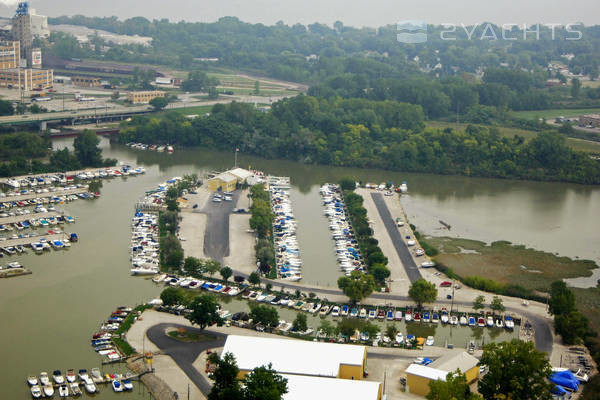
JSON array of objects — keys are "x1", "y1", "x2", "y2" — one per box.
[
  {"x1": 370, "y1": 193, "x2": 422, "y2": 283},
  {"x1": 201, "y1": 191, "x2": 241, "y2": 263},
  {"x1": 146, "y1": 323, "x2": 226, "y2": 395}
]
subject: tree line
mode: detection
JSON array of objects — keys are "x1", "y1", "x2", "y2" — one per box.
[{"x1": 119, "y1": 99, "x2": 600, "y2": 185}]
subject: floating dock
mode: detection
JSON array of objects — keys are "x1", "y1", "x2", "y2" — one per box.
[
  {"x1": 0, "y1": 211, "x2": 61, "y2": 225},
  {"x1": 0, "y1": 267, "x2": 31, "y2": 278},
  {"x1": 1, "y1": 187, "x2": 88, "y2": 203}
]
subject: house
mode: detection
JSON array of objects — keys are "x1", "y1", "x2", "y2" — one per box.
[{"x1": 207, "y1": 172, "x2": 238, "y2": 192}]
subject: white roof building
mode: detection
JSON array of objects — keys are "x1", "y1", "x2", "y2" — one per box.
[
  {"x1": 405, "y1": 364, "x2": 449, "y2": 381},
  {"x1": 281, "y1": 374, "x2": 381, "y2": 400},
  {"x1": 229, "y1": 167, "x2": 253, "y2": 181},
  {"x1": 221, "y1": 335, "x2": 366, "y2": 378}
]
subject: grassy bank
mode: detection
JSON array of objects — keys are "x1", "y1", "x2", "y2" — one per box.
[
  {"x1": 426, "y1": 121, "x2": 600, "y2": 153},
  {"x1": 427, "y1": 237, "x2": 597, "y2": 293}
]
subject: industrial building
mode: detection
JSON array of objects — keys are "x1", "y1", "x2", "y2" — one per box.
[
  {"x1": 281, "y1": 374, "x2": 382, "y2": 400},
  {"x1": 11, "y1": 2, "x2": 48, "y2": 64},
  {"x1": 0, "y1": 67, "x2": 53, "y2": 90},
  {"x1": 0, "y1": 41, "x2": 19, "y2": 69},
  {"x1": 221, "y1": 335, "x2": 368, "y2": 380},
  {"x1": 207, "y1": 168, "x2": 255, "y2": 192},
  {"x1": 126, "y1": 90, "x2": 166, "y2": 104},
  {"x1": 72, "y1": 76, "x2": 102, "y2": 88},
  {"x1": 405, "y1": 351, "x2": 480, "y2": 397}
]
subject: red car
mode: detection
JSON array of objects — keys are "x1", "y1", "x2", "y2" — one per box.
[{"x1": 440, "y1": 281, "x2": 452, "y2": 287}]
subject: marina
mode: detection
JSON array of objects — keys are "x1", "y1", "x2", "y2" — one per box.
[
  {"x1": 1, "y1": 139, "x2": 598, "y2": 399},
  {"x1": 270, "y1": 180, "x2": 303, "y2": 281},
  {"x1": 320, "y1": 183, "x2": 366, "y2": 276}
]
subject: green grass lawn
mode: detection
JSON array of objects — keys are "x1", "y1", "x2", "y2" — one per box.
[
  {"x1": 428, "y1": 237, "x2": 597, "y2": 293},
  {"x1": 512, "y1": 108, "x2": 600, "y2": 120},
  {"x1": 426, "y1": 121, "x2": 600, "y2": 153},
  {"x1": 167, "y1": 329, "x2": 216, "y2": 343}
]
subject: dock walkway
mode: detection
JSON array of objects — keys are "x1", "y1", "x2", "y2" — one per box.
[
  {"x1": 1, "y1": 187, "x2": 88, "y2": 203},
  {"x1": 2, "y1": 232, "x2": 69, "y2": 248},
  {"x1": 0, "y1": 211, "x2": 61, "y2": 225}
]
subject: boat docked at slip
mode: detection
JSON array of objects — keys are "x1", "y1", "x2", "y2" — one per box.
[
  {"x1": 321, "y1": 183, "x2": 366, "y2": 276},
  {"x1": 271, "y1": 184, "x2": 303, "y2": 281},
  {"x1": 52, "y1": 370, "x2": 65, "y2": 384},
  {"x1": 42, "y1": 384, "x2": 54, "y2": 397},
  {"x1": 58, "y1": 384, "x2": 69, "y2": 397},
  {"x1": 30, "y1": 385, "x2": 42, "y2": 398}
]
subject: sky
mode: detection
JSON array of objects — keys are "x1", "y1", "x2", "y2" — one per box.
[{"x1": 0, "y1": 0, "x2": 598, "y2": 27}]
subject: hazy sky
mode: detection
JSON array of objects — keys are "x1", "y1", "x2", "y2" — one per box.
[{"x1": 0, "y1": 0, "x2": 598, "y2": 27}]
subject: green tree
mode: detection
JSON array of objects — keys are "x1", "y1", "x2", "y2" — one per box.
[
  {"x1": 318, "y1": 320, "x2": 335, "y2": 337},
  {"x1": 292, "y1": 312, "x2": 307, "y2": 332},
  {"x1": 184, "y1": 256, "x2": 202, "y2": 275},
  {"x1": 408, "y1": 279, "x2": 438, "y2": 310},
  {"x1": 490, "y1": 296, "x2": 505, "y2": 313},
  {"x1": 254, "y1": 80, "x2": 260, "y2": 95},
  {"x1": 473, "y1": 295, "x2": 486, "y2": 311},
  {"x1": 220, "y1": 266, "x2": 233, "y2": 281},
  {"x1": 111, "y1": 91, "x2": 120, "y2": 101},
  {"x1": 478, "y1": 339, "x2": 552, "y2": 400},
  {"x1": 160, "y1": 234, "x2": 183, "y2": 270},
  {"x1": 549, "y1": 280, "x2": 575, "y2": 315},
  {"x1": 149, "y1": 96, "x2": 169, "y2": 110},
  {"x1": 338, "y1": 177, "x2": 356, "y2": 191},
  {"x1": 249, "y1": 304, "x2": 279, "y2": 329},
  {"x1": 427, "y1": 370, "x2": 482, "y2": 400},
  {"x1": 371, "y1": 263, "x2": 391, "y2": 285},
  {"x1": 73, "y1": 130, "x2": 103, "y2": 167},
  {"x1": 385, "y1": 324, "x2": 398, "y2": 343},
  {"x1": 185, "y1": 294, "x2": 223, "y2": 330},
  {"x1": 243, "y1": 363, "x2": 288, "y2": 400},
  {"x1": 554, "y1": 311, "x2": 592, "y2": 345},
  {"x1": 203, "y1": 259, "x2": 221, "y2": 276},
  {"x1": 208, "y1": 352, "x2": 243, "y2": 400},
  {"x1": 337, "y1": 270, "x2": 376, "y2": 303},
  {"x1": 0, "y1": 99, "x2": 14, "y2": 116},
  {"x1": 571, "y1": 78, "x2": 582, "y2": 98},
  {"x1": 249, "y1": 272, "x2": 261, "y2": 286},
  {"x1": 160, "y1": 287, "x2": 184, "y2": 306}
]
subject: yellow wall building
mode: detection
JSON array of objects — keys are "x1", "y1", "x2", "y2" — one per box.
[
  {"x1": 207, "y1": 168, "x2": 254, "y2": 192},
  {"x1": 0, "y1": 67, "x2": 53, "y2": 90},
  {"x1": 406, "y1": 351, "x2": 480, "y2": 397},
  {"x1": 0, "y1": 41, "x2": 20, "y2": 69},
  {"x1": 126, "y1": 90, "x2": 165, "y2": 104},
  {"x1": 221, "y1": 335, "x2": 368, "y2": 381}
]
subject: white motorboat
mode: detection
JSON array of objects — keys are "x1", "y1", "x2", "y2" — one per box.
[
  {"x1": 130, "y1": 267, "x2": 159, "y2": 275},
  {"x1": 59, "y1": 384, "x2": 69, "y2": 397},
  {"x1": 331, "y1": 306, "x2": 340, "y2": 317},
  {"x1": 495, "y1": 319, "x2": 504, "y2": 328},
  {"x1": 112, "y1": 379, "x2": 123, "y2": 392},
  {"x1": 85, "y1": 382, "x2": 97, "y2": 393},
  {"x1": 53, "y1": 370, "x2": 65, "y2": 384},
  {"x1": 30, "y1": 385, "x2": 42, "y2": 398},
  {"x1": 43, "y1": 384, "x2": 54, "y2": 397},
  {"x1": 450, "y1": 315, "x2": 459, "y2": 325},
  {"x1": 426, "y1": 335, "x2": 434, "y2": 346},
  {"x1": 27, "y1": 375, "x2": 38, "y2": 386},
  {"x1": 69, "y1": 382, "x2": 82, "y2": 396},
  {"x1": 39, "y1": 372, "x2": 50, "y2": 386},
  {"x1": 395, "y1": 332, "x2": 404, "y2": 344},
  {"x1": 123, "y1": 379, "x2": 134, "y2": 390},
  {"x1": 66, "y1": 369, "x2": 76, "y2": 383},
  {"x1": 487, "y1": 316, "x2": 494, "y2": 327}
]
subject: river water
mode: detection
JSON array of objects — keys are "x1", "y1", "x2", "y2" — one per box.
[{"x1": 0, "y1": 138, "x2": 598, "y2": 398}]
